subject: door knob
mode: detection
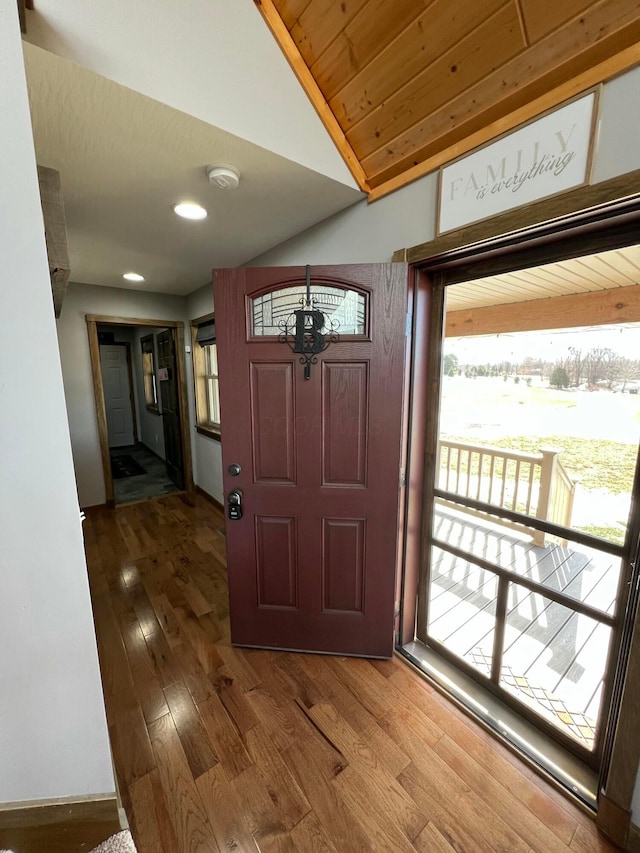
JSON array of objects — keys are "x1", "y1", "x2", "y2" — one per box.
[{"x1": 228, "y1": 463, "x2": 242, "y2": 476}]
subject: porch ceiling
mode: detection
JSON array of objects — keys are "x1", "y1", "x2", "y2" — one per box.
[
  {"x1": 259, "y1": 0, "x2": 640, "y2": 198},
  {"x1": 446, "y1": 244, "x2": 640, "y2": 312}
]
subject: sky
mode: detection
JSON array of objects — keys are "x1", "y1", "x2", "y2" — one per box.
[{"x1": 445, "y1": 324, "x2": 640, "y2": 365}]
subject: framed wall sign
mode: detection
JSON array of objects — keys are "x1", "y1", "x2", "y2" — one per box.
[{"x1": 437, "y1": 90, "x2": 599, "y2": 235}]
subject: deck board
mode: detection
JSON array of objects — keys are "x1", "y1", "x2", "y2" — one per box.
[{"x1": 429, "y1": 505, "x2": 620, "y2": 749}]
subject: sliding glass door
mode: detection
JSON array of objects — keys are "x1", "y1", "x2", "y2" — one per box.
[{"x1": 415, "y1": 245, "x2": 640, "y2": 768}]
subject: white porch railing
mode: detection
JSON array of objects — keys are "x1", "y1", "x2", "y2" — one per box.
[{"x1": 437, "y1": 440, "x2": 577, "y2": 545}]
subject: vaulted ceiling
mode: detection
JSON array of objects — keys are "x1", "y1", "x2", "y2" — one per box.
[{"x1": 257, "y1": 0, "x2": 640, "y2": 199}]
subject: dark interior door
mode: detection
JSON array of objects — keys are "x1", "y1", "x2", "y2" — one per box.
[
  {"x1": 214, "y1": 264, "x2": 408, "y2": 657},
  {"x1": 156, "y1": 328, "x2": 184, "y2": 489}
]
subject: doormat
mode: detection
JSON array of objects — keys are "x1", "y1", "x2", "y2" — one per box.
[
  {"x1": 90, "y1": 830, "x2": 138, "y2": 852},
  {"x1": 110, "y1": 454, "x2": 146, "y2": 479}
]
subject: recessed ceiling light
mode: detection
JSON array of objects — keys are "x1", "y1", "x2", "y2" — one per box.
[
  {"x1": 173, "y1": 202, "x2": 208, "y2": 220},
  {"x1": 123, "y1": 272, "x2": 145, "y2": 282}
]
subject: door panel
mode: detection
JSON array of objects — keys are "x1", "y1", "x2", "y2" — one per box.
[
  {"x1": 157, "y1": 329, "x2": 184, "y2": 489},
  {"x1": 100, "y1": 344, "x2": 134, "y2": 447},
  {"x1": 322, "y1": 361, "x2": 368, "y2": 486},
  {"x1": 250, "y1": 362, "x2": 296, "y2": 483},
  {"x1": 214, "y1": 264, "x2": 408, "y2": 658},
  {"x1": 322, "y1": 518, "x2": 365, "y2": 612}
]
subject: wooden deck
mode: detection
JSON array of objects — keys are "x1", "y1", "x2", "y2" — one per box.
[
  {"x1": 429, "y1": 504, "x2": 621, "y2": 748},
  {"x1": 83, "y1": 493, "x2": 617, "y2": 853}
]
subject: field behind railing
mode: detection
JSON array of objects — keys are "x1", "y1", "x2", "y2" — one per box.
[{"x1": 440, "y1": 376, "x2": 640, "y2": 545}]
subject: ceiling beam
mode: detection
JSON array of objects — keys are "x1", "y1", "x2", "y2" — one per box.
[
  {"x1": 254, "y1": 0, "x2": 370, "y2": 193},
  {"x1": 445, "y1": 283, "x2": 640, "y2": 338}
]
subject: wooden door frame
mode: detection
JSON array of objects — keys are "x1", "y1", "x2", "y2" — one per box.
[
  {"x1": 397, "y1": 179, "x2": 640, "y2": 847},
  {"x1": 86, "y1": 314, "x2": 194, "y2": 506}
]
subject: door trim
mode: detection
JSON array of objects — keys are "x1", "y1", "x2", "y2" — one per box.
[
  {"x1": 398, "y1": 192, "x2": 640, "y2": 835},
  {"x1": 86, "y1": 315, "x2": 194, "y2": 506}
]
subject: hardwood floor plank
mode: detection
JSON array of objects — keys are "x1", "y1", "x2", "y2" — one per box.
[
  {"x1": 282, "y1": 736, "x2": 373, "y2": 853},
  {"x1": 173, "y1": 602, "x2": 224, "y2": 674},
  {"x1": 173, "y1": 562, "x2": 214, "y2": 617},
  {"x1": 129, "y1": 769, "x2": 180, "y2": 853},
  {"x1": 83, "y1": 494, "x2": 610, "y2": 853},
  {"x1": 129, "y1": 579, "x2": 163, "y2": 638},
  {"x1": 378, "y1": 698, "x2": 444, "y2": 751},
  {"x1": 570, "y1": 822, "x2": 619, "y2": 852},
  {"x1": 413, "y1": 821, "x2": 458, "y2": 852},
  {"x1": 108, "y1": 705, "x2": 156, "y2": 788},
  {"x1": 310, "y1": 659, "x2": 383, "y2": 734},
  {"x1": 120, "y1": 617, "x2": 171, "y2": 724},
  {"x1": 272, "y1": 652, "x2": 326, "y2": 707},
  {"x1": 307, "y1": 701, "x2": 422, "y2": 837},
  {"x1": 148, "y1": 713, "x2": 219, "y2": 853},
  {"x1": 144, "y1": 625, "x2": 183, "y2": 689},
  {"x1": 398, "y1": 742, "x2": 530, "y2": 853},
  {"x1": 289, "y1": 811, "x2": 340, "y2": 853},
  {"x1": 244, "y1": 724, "x2": 311, "y2": 830},
  {"x1": 357, "y1": 719, "x2": 412, "y2": 776},
  {"x1": 216, "y1": 641, "x2": 262, "y2": 690},
  {"x1": 243, "y1": 687, "x2": 309, "y2": 752},
  {"x1": 209, "y1": 666, "x2": 259, "y2": 735},
  {"x1": 195, "y1": 764, "x2": 260, "y2": 853},
  {"x1": 328, "y1": 656, "x2": 402, "y2": 718},
  {"x1": 150, "y1": 592, "x2": 184, "y2": 649},
  {"x1": 164, "y1": 680, "x2": 219, "y2": 780},
  {"x1": 231, "y1": 765, "x2": 292, "y2": 850},
  {"x1": 198, "y1": 692, "x2": 253, "y2": 779},
  {"x1": 332, "y1": 764, "x2": 420, "y2": 853},
  {"x1": 434, "y1": 733, "x2": 572, "y2": 852}
]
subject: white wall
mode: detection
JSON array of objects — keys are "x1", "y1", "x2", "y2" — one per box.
[
  {"x1": 249, "y1": 172, "x2": 439, "y2": 267},
  {"x1": 0, "y1": 0, "x2": 114, "y2": 805},
  {"x1": 24, "y1": 0, "x2": 356, "y2": 188},
  {"x1": 57, "y1": 283, "x2": 187, "y2": 507},
  {"x1": 591, "y1": 67, "x2": 640, "y2": 184}
]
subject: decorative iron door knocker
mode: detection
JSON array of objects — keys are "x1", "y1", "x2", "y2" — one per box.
[{"x1": 279, "y1": 265, "x2": 339, "y2": 379}]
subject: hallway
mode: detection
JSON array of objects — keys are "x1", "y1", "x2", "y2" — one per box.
[{"x1": 83, "y1": 493, "x2": 616, "y2": 852}]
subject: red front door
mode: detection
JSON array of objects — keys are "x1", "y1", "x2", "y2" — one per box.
[{"x1": 213, "y1": 264, "x2": 408, "y2": 657}]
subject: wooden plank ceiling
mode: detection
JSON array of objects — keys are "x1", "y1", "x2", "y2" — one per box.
[
  {"x1": 444, "y1": 244, "x2": 640, "y2": 337},
  {"x1": 447, "y1": 245, "x2": 640, "y2": 311},
  {"x1": 257, "y1": 0, "x2": 640, "y2": 198}
]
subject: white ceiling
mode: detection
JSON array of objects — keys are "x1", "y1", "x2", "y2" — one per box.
[{"x1": 22, "y1": 41, "x2": 363, "y2": 296}]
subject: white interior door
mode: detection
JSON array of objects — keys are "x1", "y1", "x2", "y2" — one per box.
[{"x1": 100, "y1": 344, "x2": 135, "y2": 447}]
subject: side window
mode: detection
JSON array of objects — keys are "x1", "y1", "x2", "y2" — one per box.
[{"x1": 191, "y1": 315, "x2": 220, "y2": 439}]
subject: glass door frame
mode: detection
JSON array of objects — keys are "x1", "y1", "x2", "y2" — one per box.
[{"x1": 397, "y1": 192, "x2": 640, "y2": 832}]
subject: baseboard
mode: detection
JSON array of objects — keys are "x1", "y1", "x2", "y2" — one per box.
[
  {"x1": 628, "y1": 822, "x2": 640, "y2": 852},
  {"x1": 0, "y1": 795, "x2": 121, "y2": 853},
  {"x1": 195, "y1": 484, "x2": 224, "y2": 515},
  {"x1": 597, "y1": 790, "x2": 631, "y2": 849}
]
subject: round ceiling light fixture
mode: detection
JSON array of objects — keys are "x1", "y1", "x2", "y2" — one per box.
[
  {"x1": 206, "y1": 164, "x2": 240, "y2": 190},
  {"x1": 123, "y1": 272, "x2": 145, "y2": 282},
  {"x1": 173, "y1": 202, "x2": 208, "y2": 220}
]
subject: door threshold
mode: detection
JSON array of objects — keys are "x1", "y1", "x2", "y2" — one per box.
[{"x1": 398, "y1": 640, "x2": 599, "y2": 812}]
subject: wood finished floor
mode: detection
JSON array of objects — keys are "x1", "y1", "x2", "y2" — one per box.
[{"x1": 83, "y1": 493, "x2": 618, "y2": 853}]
